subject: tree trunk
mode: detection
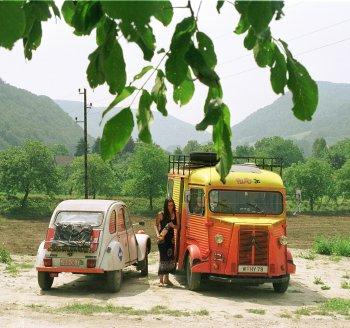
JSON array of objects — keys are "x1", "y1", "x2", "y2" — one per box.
[
  {"x1": 310, "y1": 197, "x2": 314, "y2": 211},
  {"x1": 149, "y1": 194, "x2": 153, "y2": 210},
  {"x1": 21, "y1": 188, "x2": 30, "y2": 207}
]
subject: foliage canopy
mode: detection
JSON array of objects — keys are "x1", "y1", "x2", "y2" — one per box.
[{"x1": 0, "y1": 1, "x2": 318, "y2": 182}]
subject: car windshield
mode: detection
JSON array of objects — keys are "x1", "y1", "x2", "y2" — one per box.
[
  {"x1": 55, "y1": 211, "x2": 104, "y2": 226},
  {"x1": 209, "y1": 190, "x2": 283, "y2": 215}
]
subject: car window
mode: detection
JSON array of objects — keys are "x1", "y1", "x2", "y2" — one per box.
[
  {"x1": 167, "y1": 179, "x2": 174, "y2": 198},
  {"x1": 189, "y1": 188, "x2": 205, "y2": 216},
  {"x1": 109, "y1": 210, "x2": 117, "y2": 234},
  {"x1": 117, "y1": 207, "x2": 126, "y2": 232},
  {"x1": 55, "y1": 211, "x2": 103, "y2": 226}
]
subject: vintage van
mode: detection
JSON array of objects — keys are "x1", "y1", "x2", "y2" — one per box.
[
  {"x1": 36, "y1": 199, "x2": 151, "y2": 292},
  {"x1": 168, "y1": 153, "x2": 296, "y2": 293}
]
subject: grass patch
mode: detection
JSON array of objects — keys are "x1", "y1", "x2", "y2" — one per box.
[
  {"x1": 313, "y1": 235, "x2": 350, "y2": 257},
  {"x1": 55, "y1": 303, "x2": 208, "y2": 317},
  {"x1": 313, "y1": 276, "x2": 324, "y2": 285},
  {"x1": 18, "y1": 262, "x2": 34, "y2": 270},
  {"x1": 233, "y1": 314, "x2": 243, "y2": 318},
  {"x1": 341, "y1": 281, "x2": 350, "y2": 289},
  {"x1": 246, "y1": 308, "x2": 266, "y2": 315},
  {"x1": 298, "y1": 250, "x2": 316, "y2": 260},
  {"x1": 342, "y1": 272, "x2": 350, "y2": 279},
  {"x1": 279, "y1": 311, "x2": 293, "y2": 319},
  {"x1": 321, "y1": 285, "x2": 331, "y2": 290},
  {"x1": 5, "y1": 262, "x2": 19, "y2": 276},
  {"x1": 295, "y1": 299, "x2": 350, "y2": 318},
  {"x1": 295, "y1": 307, "x2": 311, "y2": 316},
  {"x1": 0, "y1": 247, "x2": 12, "y2": 264}
]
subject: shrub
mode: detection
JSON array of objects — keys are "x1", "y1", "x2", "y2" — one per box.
[
  {"x1": 0, "y1": 247, "x2": 12, "y2": 264},
  {"x1": 313, "y1": 235, "x2": 350, "y2": 257}
]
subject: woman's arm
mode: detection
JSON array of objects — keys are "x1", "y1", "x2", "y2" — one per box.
[
  {"x1": 169, "y1": 211, "x2": 180, "y2": 230},
  {"x1": 154, "y1": 212, "x2": 163, "y2": 236}
]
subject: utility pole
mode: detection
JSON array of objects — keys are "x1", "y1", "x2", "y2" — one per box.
[{"x1": 76, "y1": 88, "x2": 92, "y2": 199}]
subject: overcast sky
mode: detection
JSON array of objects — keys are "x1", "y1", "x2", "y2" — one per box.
[{"x1": 0, "y1": 0, "x2": 349, "y2": 126}]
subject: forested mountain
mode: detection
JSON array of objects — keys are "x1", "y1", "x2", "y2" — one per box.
[
  {"x1": 231, "y1": 81, "x2": 350, "y2": 154},
  {"x1": 55, "y1": 100, "x2": 211, "y2": 150},
  {"x1": 0, "y1": 79, "x2": 87, "y2": 152}
]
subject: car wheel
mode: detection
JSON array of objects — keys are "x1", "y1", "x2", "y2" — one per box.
[
  {"x1": 273, "y1": 275, "x2": 290, "y2": 293},
  {"x1": 186, "y1": 256, "x2": 201, "y2": 291},
  {"x1": 105, "y1": 270, "x2": 122, "y2": 292},
  {"x1": 140, "y1": 254, "x2": 148, "y2": 277},
  {"x1": 38, "y1": 272, "x2": 54, "y2": 291}
]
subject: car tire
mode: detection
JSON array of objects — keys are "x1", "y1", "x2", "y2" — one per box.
[
  {"x1": 273, "y1": 275, "x2": 290, "y2": 293},
  {"x1": 38, "y1": 272, "x2": 54, "y2": 291},
  {"x1": 140, "y1": 254, "x2": 148, "y2": 276},
  {"x1": 105, "y1": 270, "x2": 122, "y2": 292},
  {"x1": 186, "y1": 256, "x2": 201, "y2": 291}
]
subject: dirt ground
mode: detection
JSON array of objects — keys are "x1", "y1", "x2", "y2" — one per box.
[
  {"x1": 0, "y1": 251, "x2": 349, "y2": 328},
  {"x1": 1, "y1": 215, "x2": 350, "y2": 255}
]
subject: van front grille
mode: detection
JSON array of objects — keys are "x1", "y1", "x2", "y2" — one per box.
[{"x1": 239, "y1": 228, "x2": 268, "y2": 266}]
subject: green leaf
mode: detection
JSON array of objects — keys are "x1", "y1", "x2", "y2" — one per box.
[
  {"x1": 197, "y1": 32, "x2": 217, "y2": 69},
  {"x1": 185, "y1": 45, "x2": 220, "y2": 87},
  {"x1": 270, "y1": 46, "x2": 287, "y2": 94},
  {"x1": 253, "y1": 40, "x2": 275, "y2": 68},
  {"x1": 234, "y1": 15, "x2": 250, "y2": 35},
  {"x1": 152, "y1": 70, "x2": 168, "y2": 116},
  {"x1": 165, "y1": 17, "x2": 196, "y2": 86},
  {"x1": 0, "y1": 2, "x2": 25, "y2": 49},
  {"x1": 87, "y1": 48, "x2": 105, "y2": 88},
  {"x1": 61, "y1": 1, "x2": 75, "y2": 25},
  {"x1": 173, "y1": 72, "x2": 195, "y2": 106},
  {"x1": 101, "y1": 107, "x2": 134, "y2": 160},
  {"x1": 204, "y1": 85, "x2": 223, "y2": 114},
  {"x1": 137, "y1": 90, "x2": 153, "y2": 143},
  {"x1": 243, "y1": 27, "x2": 257, "y2": 50},
  {"x1": 216, "y1": 1, "x2": 224, "y2": 13},
  {"x1": 133, "y1": 65, "x2": 153, "y2": 82},
  {"x1": 102, "y1": 86, "x2": 136, "y2": 118},
  {"x1": 247, "y1": 1, "x2": 274, "y2": 34}
]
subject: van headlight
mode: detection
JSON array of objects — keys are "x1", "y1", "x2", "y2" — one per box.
[{"x1": 279, "y1": 236, "x2": 288, "y2": 246}]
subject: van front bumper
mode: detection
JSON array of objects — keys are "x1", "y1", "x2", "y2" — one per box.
[
  {"x1": 207, "y1": 274, "x2": 290, "y2": 285},
  {"x1": 36, "y1": 267, "x2": 104, "y2": 274}
]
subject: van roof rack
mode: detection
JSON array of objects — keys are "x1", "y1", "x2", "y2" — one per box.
[{"x1": 168, "y1": 153, "x2": 283, "y2": 176}]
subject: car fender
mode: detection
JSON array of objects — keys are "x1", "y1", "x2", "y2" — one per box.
[
  {"x1": 186, "y1": 244, "x2": 202, "y2": 264},
  {"x1": 99, "y1": 240, "x2": 125, "y2": 271},
  {"x1": 287, "y1": 249, "x2": 296, "y2": 274},
  {"x1": 135, "y1": 233, "x2": 151, "y2": 261},
  {"x1": 35, "y1": 241, "x2": 46, "y2": 268}
]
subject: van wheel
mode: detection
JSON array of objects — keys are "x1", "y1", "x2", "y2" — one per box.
[
  {"x1": 273, "y1": 275, "x2": 290, "y2": 293},
  {"x1": 186, "y1": 256, "x2": 201, "y2": 291},
  {"x1": 140, "y1": 254, "x2": 148, "y2": 276},
  {"x1": 38, "y1": 272, "x2": 54, "y2": 291},
  {"x1": 106, "y1": 270, "x2": 122, "y2": 292}
]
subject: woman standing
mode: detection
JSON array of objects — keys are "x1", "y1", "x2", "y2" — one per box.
[{"x1": 155, "y1": 198, "x2": 179, "y2": 286}]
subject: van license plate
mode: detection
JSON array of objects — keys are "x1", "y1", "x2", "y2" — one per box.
[
  {"x1": 238, "y1": 265, "x2": 268, "y2": 273},
  {"x1": 60, "y1": 258, "x2": 81, "y2": 267}
]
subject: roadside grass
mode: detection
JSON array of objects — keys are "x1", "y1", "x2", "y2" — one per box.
[
  {"x1": 342, "y1": 272, "x2": 350, "y2": 279},
  {"x1": 246, "y1": 308, "x2": 266, "y2": 315},
  {"x1": 295, "y1": 299, "x2": 350, "y2": 317},
  {"x1": 47, "y1": 303, "x2": 209, "y2": 317},
  {"x1": 279, "y1": 311, "x2": 293, "y2": 319},
  {"x1": 313, "y1": 276, "x2": 324, "y2": 285},
  {"x1": 0, "y1": 247, "x2": 34, "y2": 276},
  {"x1": 321, "y1": 285, "x2": 331, "y2": 290},
  {"x1": 341, "y1": 281, "x2": 350, "y2": 289},
  {"x1": 298, "y1": 250, "x2": 316, "y2": 260},
  {"x1": 313, "y1": 235, "x2": 350, "y2": 257}
]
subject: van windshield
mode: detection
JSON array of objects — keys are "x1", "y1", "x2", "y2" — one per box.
[
  {"x1": 55, "y1": 211, "x2": 103, "y2": 226},
  {"x1": 209, "y1": 190, "x2": 283, "y2": 215}
]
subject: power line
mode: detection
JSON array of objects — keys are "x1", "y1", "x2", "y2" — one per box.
[
  {"x1": 221, "y1": 36, "x2": 350, "y2": 80},
  {"x1": 218, "y1": 18, "x2": 350, "y2": 66}
]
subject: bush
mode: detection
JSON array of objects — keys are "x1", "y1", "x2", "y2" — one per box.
[
  {"x1": 0, "y1": 247, "x2": 12, "y2": 264},
  {"x1": 313, "y1": 235, "x2": 350, "y2": 257}
]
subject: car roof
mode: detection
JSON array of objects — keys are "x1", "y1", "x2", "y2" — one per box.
[{"x1": 55, "y1": 199, "x2": 124, "y2": 213}]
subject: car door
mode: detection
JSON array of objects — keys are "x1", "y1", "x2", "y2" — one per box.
[
  {"x1": 116, "y1": 206, "x2": 130, "y2": 264},
  {"x1": 124, "y1": 207, "x2": 138, "y2": 263}
]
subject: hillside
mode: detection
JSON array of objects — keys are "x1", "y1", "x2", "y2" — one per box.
[
  {"x1": 55, "y1": 100, "x2": 211, "y2": 150},
  {"x1": 232, "y1": 81, "x2": 350, "y2": 154},
  {"x1": 0, "y1": 79, "x2": 88, "y2": 152}
]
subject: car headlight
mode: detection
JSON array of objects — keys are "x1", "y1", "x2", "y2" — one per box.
[{"x1": 279, "y1": 235, "x2": 288, "y2": 246}]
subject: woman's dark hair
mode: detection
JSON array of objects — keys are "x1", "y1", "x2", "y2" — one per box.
[{"x1": 163, "y1": 198, "x2": 176, "y2": 219}]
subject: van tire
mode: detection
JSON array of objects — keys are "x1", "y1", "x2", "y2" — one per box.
[
  {"x1": 38, "y1": 272, "x2": 54, "y2": 291},
  {"x1": 140, "y1": 254, "x2": 148, "y2": 276},
  {"x1": 273, "y1": 275, "x2": 290, "y2": 293},
  {"x1": 186, "y1": 256, "x2": 201, "y2": 291},
  {"x1": 106, "y1": 270, "x2": 122, "y2": 292}
]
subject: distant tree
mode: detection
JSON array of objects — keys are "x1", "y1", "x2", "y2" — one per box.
[
  {"x1": 327, "y1": 139, "x2": 350, "y2": 169},
  {"x1": 51, "y1": 144, "x2": 69, "y2": 156},
  {"x1": 124, "y1": 144, "x2": 168, "y2": 210},
  {"x1": 91, "y1": 137, "x2": 101, "y2": 154},
  {"x1": 121, "y1": 137, "x2": 135, "y2": 154},
  {"x1": 0, "y1": 140, "x2": 58, "y2": 206},
  {"x1": 284, "y1": 158, "x2": 332, "y2": 211},
  {"x1": 70, "y1": 154, "x2": 115, "y2": 199},
  {"x1": 336, "y1": 160, "x2": 350, "y2": 199},
  {"x1": 75, "y1": 137, "x2": 90, "y2": 156},
  {"x1": 201, "y1": 142, "x2": 215, "y2": 152},
  {"x1": 173, "y1": 147, "x2": 183, "y2": 156},
  {"x1": 183, "y1": 140, "x2": 203, "y2": 155},
  {"x1": 235, "y1": 145, "x2": 255, "y2": 157},
  {"x1": 312, "y1": 137, "x2": 328, "y2": 158},
  {"x1": 254, "y1": 136, "x2": 304, "y2": 167}
]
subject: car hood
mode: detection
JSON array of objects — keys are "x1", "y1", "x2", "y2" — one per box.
[{"x1": 211, "y1": 216, "x2": 285, "y2": 226}]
